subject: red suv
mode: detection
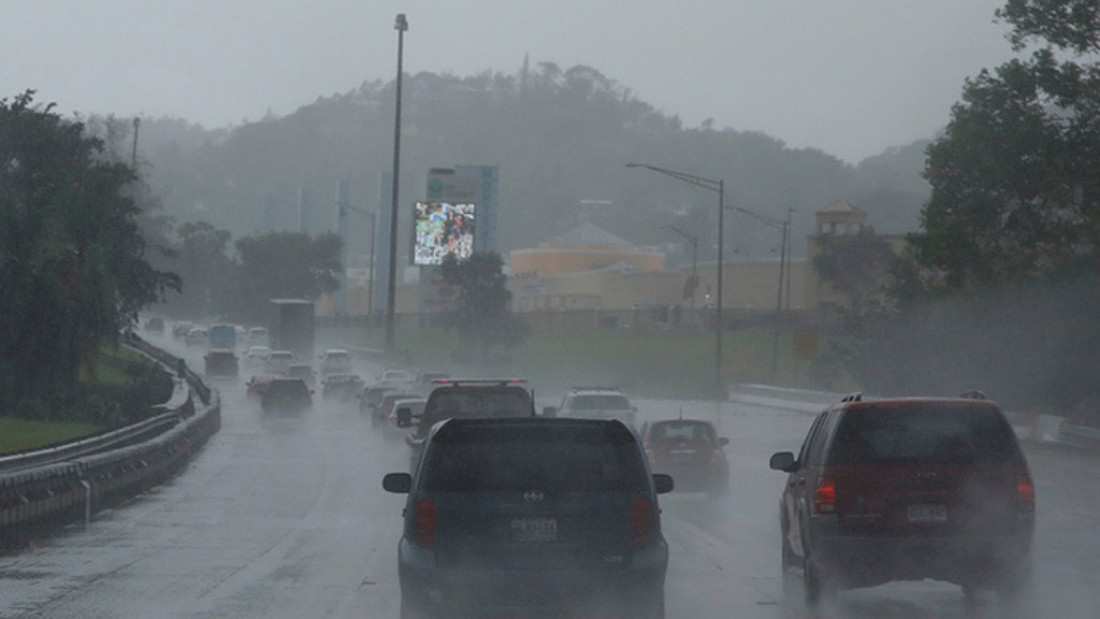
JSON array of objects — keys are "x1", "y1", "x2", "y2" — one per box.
[{"x1": 769, "y1": 392, "x2": 1035, "y2": 607}]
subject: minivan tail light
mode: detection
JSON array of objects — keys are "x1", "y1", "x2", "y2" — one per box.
[
  {"x1": 632, "y1": 498, "x2": 653, "y2": 548},
  {"x1": 415, "y1": 498, "x2": 436, "y2": 548},
  {"x1": 814, "y1": 477, "x2": 837, "y2": 514},
  {"x1": 1016, "y1": 476, "x2": 1035, "y2": 512}
]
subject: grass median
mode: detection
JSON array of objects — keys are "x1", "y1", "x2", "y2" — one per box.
[{"x1": 321, "y1": 324, "x2": 827, "y2": 400}]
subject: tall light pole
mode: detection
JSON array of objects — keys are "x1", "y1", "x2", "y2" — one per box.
[
  {"x1": 385, "y1": 13, "x2": 408, "y2": 353},
  {"x1": 627, "y1": 163, "x2": 725, "y2": 390}
]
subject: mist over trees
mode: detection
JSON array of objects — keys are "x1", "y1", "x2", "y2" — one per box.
[
  {"x1": 123, "y1": 61, "x2": 930, "y2": 266},
  {"x1": 848, "y1": 0, "x2": 1100, "y2": 416}
]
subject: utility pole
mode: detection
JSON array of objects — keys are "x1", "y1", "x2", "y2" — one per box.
[{"x1": 130, "y1": 117, "x2": 140, "y2": 172}]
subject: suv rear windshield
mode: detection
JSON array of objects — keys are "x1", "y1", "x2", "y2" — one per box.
[
  {"x1": 421, "y1": 423, "x2": 647, "y2": 493},
  {"x1": 827, "y1": 404, "x2": 1020, "y2": 465},
  {"x1": 649, "y1": 421, "x2": 715, "y2": 442},
  {"x1": 266, "y1": 380, "x2": 308, "y2": 398},
  {"x1": 570, "y1": 394, "x2": 631, "y2": 410},
  {"x1": 428, "y1": 389, "x2": 532, "y2": 418}
]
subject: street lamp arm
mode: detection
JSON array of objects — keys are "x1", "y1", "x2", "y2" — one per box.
[
  {"x1": 728, "y1": 205, "x2": 784, "y2": 230},
  {"x1": 664, "y1": 224, "x2": 699, "y2": 244},
  {"x1": 625, "y1": 163, "x2": 721, "y2": 193}
]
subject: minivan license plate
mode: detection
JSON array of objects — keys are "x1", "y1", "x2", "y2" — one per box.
[
  {"x1": 907, "y1": 504, "x2": 947, "y2": 523},
  {"x1": 511, "y1": 517, "x2": 558, "y2": 542}
]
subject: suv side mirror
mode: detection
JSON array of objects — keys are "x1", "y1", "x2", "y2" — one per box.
[
  {"x1": 652, "y1": 473, "x2": 674, "y2": 494},
  {"x1": 396, "y1": 407, "x2": 412, "y2": 428},
  {"x1": 542, "y1": 406, "x2": 558, "y2": 418},
  {"x1": 718, "y1": 437, "x2": 730, "y2": 446},
  {"x1": 383, "y1": 472, "x2": 412, "y2": 493},
  {"x1": 769, "y1": 451, "x2": 796, "y2": 472}
]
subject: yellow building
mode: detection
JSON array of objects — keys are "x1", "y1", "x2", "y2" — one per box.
[{"x1": 510, "y1": 223, "x2": 665, "y2": 277}]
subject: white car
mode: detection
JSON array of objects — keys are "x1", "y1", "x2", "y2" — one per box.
[
  {"x1": 319, "y1": 348, "x2": 353, "y2": 377},
  {"x1": 377, "y1": 368, "x2": 414, "y2": 387},
  {"x1": 263, "y1": 350, "x2": 294, "y2": 374},
  {"x1": 242, "y1": 345, "x2": 272, "y2": 369}
]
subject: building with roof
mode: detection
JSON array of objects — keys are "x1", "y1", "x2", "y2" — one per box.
[{"x1": 509, "y1": 223, "x2": 665, "y2": 277}]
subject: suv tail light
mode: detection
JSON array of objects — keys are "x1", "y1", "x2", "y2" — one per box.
[
  {"x1": 1016, "y1": 476, "x2": 1035, "y2": 512},
  {"x1": 632, "y1": 498, "x2": 653, "y2": 548},
  {"x1": 414, "y1": 498, "x2": 436, "y2": 547},
  {"x1": 814, "y1": 477, "x2": 837, "y2": 514}
]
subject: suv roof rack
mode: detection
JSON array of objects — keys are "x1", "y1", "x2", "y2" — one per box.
[
  {"x1": 840, "y1": 392, "x2": 863, "y2": 403},
  {"x1": 569, "y1": 386, "x2": 624, "y2": 392},
  {"x1": 959, "y1": 390, "x2": 988, "y2": 400}
]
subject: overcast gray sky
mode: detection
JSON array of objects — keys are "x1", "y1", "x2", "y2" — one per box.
[{"x1": 2, "y1": 0, "x2": 1015, "y2": 163}]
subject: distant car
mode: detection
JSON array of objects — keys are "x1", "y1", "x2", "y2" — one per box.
[
  {"x1": 377, "y1": 368, "x2": 414, "y2": 387},
  {"x1": 172, "y1": 321, "x2": 194, "y2": 340},
  {"x1": 143, "y1": 316, "x2": 165, "y2": 334},
  {"x1": 384, "y1": 397, "x2": 426, "y2": 442},
  {"x1": 370, "y1": 392, "x2": 421, "y2": 430},
  {"x1": 246, "y1": 327, "x2": 269, "y2": 347},
  {"x1": 319, "y1": 349, "x2": 353, "y2": 378},
  {"x1": 360, "y1": 385, "x2": 398, "y2": 415},
  {"x1": 246, "y1": 373, "x2": 280, "y2": 399},
  {"x1": 403, "y1": 378, "x2": 536, "y2": 472},
  {"x1": 641, "y1": 418, "x2": 729, "y2": 498},
  {"x1": 185, "y1": 327, "x2": 209, "y2": 347},
  {"x1": 383, "y1": 417, "x2": 672, "y2": 618},
  {"x1": 547, "y1": 386, "x2": 638, "y2": 427},
  {"x1": 260, "y1": 377, "x2": 312, "y2": 414},
  {"x1": 286, "y1": 363, "x2": 316, "y2": 388},
  {"x1": 769, "y1": 392, "x2": 1036, "y2": 607},
  {"x1": 321, "y1": 373, "x2": 365, "y2": 403},
  {"x1": 242, "y1": 345, "x2": 272, "y2": 369},
  {"x1": 203, "y1": 349, "x2": 239, "y2": 379},
  {"x1": 263, "y1": 350, "x2": 294, "y2": 374}
]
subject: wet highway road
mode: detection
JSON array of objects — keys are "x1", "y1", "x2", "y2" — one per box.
[{"x1": 1, "y1": 344, "x2": 1099, "y2": 617}]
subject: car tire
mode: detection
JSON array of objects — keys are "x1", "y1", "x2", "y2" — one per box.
[
  {"x1": 627, "y1": 588, "x2": 665, "y2": 619},
  {"x1": 399, "y1": 596, "x2": 429, "y2": 619},
  {"x1": 803, "y1": 552, "x2": 834, "y2": 607},
  {"x1": 995, "y1": 558, "x2": 1034, "y2": 606}
]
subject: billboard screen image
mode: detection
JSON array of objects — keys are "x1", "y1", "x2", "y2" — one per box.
[{"x1": 412, "y1": 202, "x2": 477, "y2": 266}]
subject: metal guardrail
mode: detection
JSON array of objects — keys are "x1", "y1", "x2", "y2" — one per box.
[
  {"x1": 728, "y1": 383, "x2": 1100, "y2": 453},
  {"x1": 0, "y1": 409, "x2": 181, "y2": 475},
  {"x1": 0, "y1": 338, "x2": 221, "y2": 552}
]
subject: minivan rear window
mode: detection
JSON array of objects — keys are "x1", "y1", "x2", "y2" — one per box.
[
  {"x1": 570, "y1": 395, "x2": 631, "y2": 410},
  {"x1": 421, "y1": 424, "x2": 647, "y2": 493},
  {"x1": 827, "y1": 405, "x2": 1020, "y2": 465}
]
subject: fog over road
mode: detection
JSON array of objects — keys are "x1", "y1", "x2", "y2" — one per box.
[{"x1": 1, "y1": 340, "x2": 1098, "y2": 618}]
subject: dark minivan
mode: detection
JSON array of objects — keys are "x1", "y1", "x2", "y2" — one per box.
[
  {"x1": 770, "y1": 393, "x2": 1035, "y2": 607},
  {"x1": 384, "y1": 417, "x2": 673, "y2": 618}
]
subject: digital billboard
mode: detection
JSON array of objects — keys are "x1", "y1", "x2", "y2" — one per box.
[{"x1": 412, "y1": 201, "x2": 477, "y2": 266}]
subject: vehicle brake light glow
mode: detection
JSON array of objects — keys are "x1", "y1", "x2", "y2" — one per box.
[
  {"x1": 415, "y1": 498, "x2": 436, "y2": 548},
  {"x1": 632, "y1": 498, "x2": 653, "y2": 548},
  {"x1": 1017, "y1": 476, "x2": 1035, "y2": 511},
  {"x1": 814, "y1": 477, "x2": 837, "y2": 514}
]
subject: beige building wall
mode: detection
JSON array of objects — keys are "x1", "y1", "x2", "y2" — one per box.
[{"x1": 511, "y1": 246, "x2": 665, "y2": 276}]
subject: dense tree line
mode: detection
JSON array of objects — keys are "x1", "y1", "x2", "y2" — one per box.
[
  {"x1": 154, "y1": 224, "x2": 343, "y2": 327},
  {"x1": 0, "y1": 92, "x2": 178, "y2": 417}
]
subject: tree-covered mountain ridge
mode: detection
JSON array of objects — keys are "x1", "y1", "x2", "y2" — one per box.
[{"x1": 134, "y1": 62, "x2": 932, "y2": 261}]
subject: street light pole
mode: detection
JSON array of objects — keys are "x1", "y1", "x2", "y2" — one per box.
[
  {"x1": 385, "y1": 13, "x2": 408, "y2": 353},
  {"x1": 627, "y1": 163, "x2": 725, "y2": 391}
]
